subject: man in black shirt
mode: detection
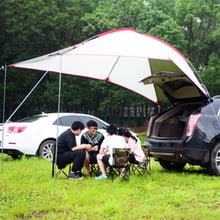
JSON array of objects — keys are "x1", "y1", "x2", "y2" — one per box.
[
  {"x1": 81, "y1": 120, "x2": 105, "y2": 175},
  {"x1": 57, "y1": 121, "x2": 92, "y2": 180}
]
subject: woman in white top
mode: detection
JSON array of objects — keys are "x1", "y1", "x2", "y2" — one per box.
[{"x1": 95, "y1": 125, "x2": 127, "y2": 180}]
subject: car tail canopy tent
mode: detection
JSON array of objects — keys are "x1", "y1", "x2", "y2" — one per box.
[{"x1": 10, "y1": 28, "x2": 209, "y2": 104}]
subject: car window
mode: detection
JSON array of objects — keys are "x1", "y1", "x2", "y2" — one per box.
[
  {"x1": 53, "y1": 116, "x2": 80, "y2": 126},
  {"x1": 201, "y1": 101, "x2": 220, "y2": 115},
  {"x1": 79, "y1": 116, "x2": 107, "y2": 129}
]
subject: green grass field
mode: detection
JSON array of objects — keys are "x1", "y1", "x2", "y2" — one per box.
[{"x1": 1, "y1": 154, "x2": 220, "y2": 220}]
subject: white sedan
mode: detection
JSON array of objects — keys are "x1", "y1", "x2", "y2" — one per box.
[{"x1": 0, "y1": 112, "x2": 108, "y2": 160}]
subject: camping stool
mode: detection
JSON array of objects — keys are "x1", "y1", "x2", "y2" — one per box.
[
  {"x1": 52, "y1": 163, "x2": 72, "y2": 178},
  {"x1": 107, "y1": 148, "x2": 130, "y2": 181},
  {"x1": 90, "y1": 163, "x2": 100, "y2": 176},
  {"x1": 130, "y1": 145, "x2": 151, "y2": 175},
  {"x1": 51, "y1": 143, "x2": 72, "y2": 178}
]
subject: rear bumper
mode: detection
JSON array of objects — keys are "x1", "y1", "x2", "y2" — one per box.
[{"x1": 146, "y1": 139, "x2": 209, "y2": 163}]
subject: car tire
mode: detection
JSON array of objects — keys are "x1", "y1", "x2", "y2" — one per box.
[
  {"x1": 39, "y1": 140, "x2": 55, "y2": 161},
  {"x1": 158, "y1": 159, "x2": 186, "y2": 171},
  {"x1": 208, "y1": 142, "x2": 220, "y2": 176}
]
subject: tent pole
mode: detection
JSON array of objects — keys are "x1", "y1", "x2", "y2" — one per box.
[
  {"x1": 2, "y1": 64, "x2": 7, "y2": 124},
  {"x1": 53, "y1": 55, "x2": 62, "y2": 185},
  {"x1": 1, "y1": 64, "x2": 7, "y2": 173},
  {"x1": 5, "y1": 71, "x2": 48, "y2": 123},
  {"x1": 0, "y1": 70, "x2": 48, "y2": 173}
]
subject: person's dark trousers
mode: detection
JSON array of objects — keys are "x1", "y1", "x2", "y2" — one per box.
[
  {"x1": 129, "y1": 154, "x2": 139, "y2": 164},
  {"x1": 57, "y1": 150, "x2": 86, "y2": 172}
]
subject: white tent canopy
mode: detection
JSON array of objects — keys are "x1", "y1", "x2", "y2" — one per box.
[{"x1": 10, "y1": 28, "x2": 208, "y2": 103}]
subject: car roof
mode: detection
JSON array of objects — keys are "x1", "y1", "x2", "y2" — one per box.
[{"x1": 16, "y1": 112, "x2": 108, "y2": 125}]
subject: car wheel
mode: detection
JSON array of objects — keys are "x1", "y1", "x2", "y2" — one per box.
[
  {"x1": 39, "y1": 140, "x2": 55, "y2": 161},
  {"x1": 158, "y1": 159, "x2": 186, "y2": 171},
  {"x1": 208, "y1": 142, "x2": 220, "y2": 176}
]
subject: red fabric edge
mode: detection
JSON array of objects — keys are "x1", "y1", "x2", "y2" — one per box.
[{"x1": 98, "y1": 28, "x2": 187, "y2": 61}]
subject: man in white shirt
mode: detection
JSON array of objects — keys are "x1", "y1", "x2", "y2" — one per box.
[{"x1": 95, "y1": 124, "x2": 127, "y2": 180}]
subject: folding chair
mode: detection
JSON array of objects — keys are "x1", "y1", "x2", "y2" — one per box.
[
  {"x1": 130, "y1": 145, "x2": 151, "y2": 175},
  {"x1": 52, "y1": 163, "x2": 71, "y2": 178},
  {"x1": 107, "y1": 148, "x2": 130, "y2": 181},
  {"x1": 90, "y1": 162, "x2": 100, "y2": 176},
  {"x1": 51, "y1": 144, "x2": 71, "y2": 178}
]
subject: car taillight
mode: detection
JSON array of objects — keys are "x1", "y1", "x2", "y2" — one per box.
[
  {"x1": 7, "y1": 126, "x2": 27, "y2": 133},
  {"x1": 186, "y1": 114, "x2": 202, "y2": 137},
  {"x1": 147, "y1": 116, "x2": 156, "y2": 136}
]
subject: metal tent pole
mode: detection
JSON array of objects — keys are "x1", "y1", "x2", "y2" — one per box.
[
  {"x1": 0, "y1": 69, "x2": 48, "y2": 173},
  {"x1": 53, "y1": 54, "x2": 62, "y2": 185},
  {"x1": 1, "y1": 64, "x2": 7, "y2": 173},
  {"x1": 5, "y1": 71, "x2": 48, "y2": 123}
]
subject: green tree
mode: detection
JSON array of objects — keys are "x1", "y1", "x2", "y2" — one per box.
[
  {"x1": 146, "y1": 0, "x2": 177, "y2": 17},
  {"x1": 200, "y1": 3, "x2": 220, "y2": 96},
  {"x1": 201, "y1": 53, "x2": 220, "y2": 96},
  {"x1": 175, "y1": 0, "x2": 220, "y2": 70},
  {"x1": 0, "y1": 0, "x2": 95, "y2": 63},
  {"x1": 81, "y1": 0, "x2": 186, "y2": 53},
  {"x1": 0, "y1": 0, "x2": 96, "y2": 120}
]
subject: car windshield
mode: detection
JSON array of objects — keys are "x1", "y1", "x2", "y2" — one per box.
[{"x1": 16, "y1": 115, "x2": 48, "y2": 122}]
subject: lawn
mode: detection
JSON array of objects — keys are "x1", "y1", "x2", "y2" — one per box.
[{"x1": 1, "y1": 154, "x2": 220, "y2": 220}]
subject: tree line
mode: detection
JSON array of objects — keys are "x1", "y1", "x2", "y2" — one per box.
[{"x1": 0, "y1": 0, "x2": 219, "y2": 128}]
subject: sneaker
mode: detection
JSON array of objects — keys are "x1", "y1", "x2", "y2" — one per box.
[
  {"x1": 139, "y1": 162, "x2": 147, "y2": 169},
  {"x1": 68, "y1": 172, "x2": 84, "y2": 180},
  {"x1": 95, "y1": 174, "x2": 107, "y2": 180},
  {"x1": 77, "y1": 172, "x2": 84, "y2": 178}
]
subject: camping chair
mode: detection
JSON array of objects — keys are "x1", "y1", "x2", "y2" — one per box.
[
  {"x1": 107, "y1": 148, "x2": 130, "y2": 181},
  {"x1": 89, "y1": 162, "x2": 100, "y2": 176},
  {"x1": 52, "y1": 163, "x2": 71, "y2": 178},
  {"x1": 130, "y1": 145, "x2": 151, "y2": 175},
  {"x1": 51, "y1": 144, "x2": 71, "y2": 178}
]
